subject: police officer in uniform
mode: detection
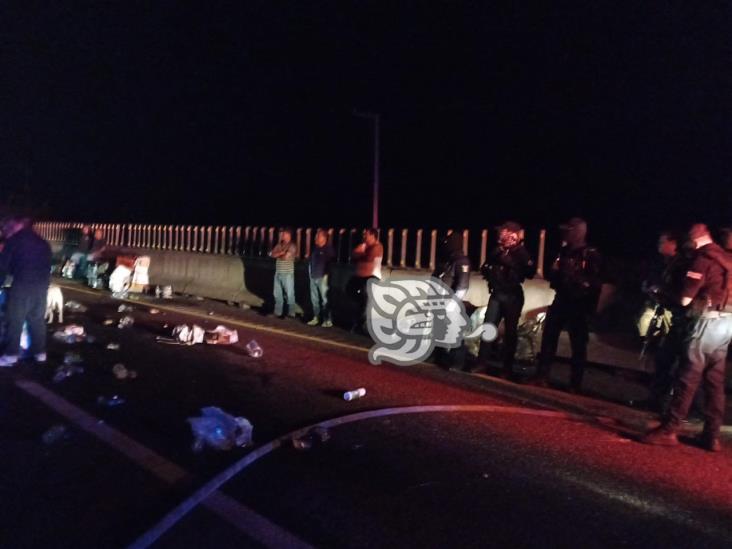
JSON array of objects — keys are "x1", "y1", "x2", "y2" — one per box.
[
  {"x1": 534, "y1": 217, "x2": 602, "y2": 392},
  {"x1": 478, "y1": 221, "x2": 535, "y2": 379},
  {"x1": 432, "y1": 231, "x2": 471, "y2": 369},
  {"x1": 642, "y1": 231, "x2": 690, "y2": 411},
  {"x1": 642, "y1": 224, "x2": 732, "y2": 452}
]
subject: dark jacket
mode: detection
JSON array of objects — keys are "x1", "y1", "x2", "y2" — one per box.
[
  {"x1": 309, "y1": 243, "x2": 335, "y2": 279},
  {"x1": 682, "y1": 242, "x2": 732, "y2": 312},
  {"x1": 643, "y1": 253, "x2": 689, "y2": 310},
  {"x1": 548, "y1": 244, "x2": 602, "y2": 302},
  {"x1": 0, "y1": 228, "x2": 52, "y2": 287},
  {"x1": 480, "y1": 244, "x2": 535, "y2": 294},
  {"x1": 433, "y1": 252, "x2": 471, "y2": 296}
]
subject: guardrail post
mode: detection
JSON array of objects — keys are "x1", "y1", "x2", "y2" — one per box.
[
  {"x1": 537, "y1": 228, "x2": 546, "y2": 279},
  {"x1": 399, "y1": 229, "x2": 408, "y2": 268},
  {"x1": 429, "y1": 229, "x2": 437, "y2": 272},
  {"x1": 295, "y1": 228, "x2": 303, "y2": 259},
  {"x1": 386, "y1": 228, "x2": 394, "y2": 268},
  {"x1": 415, "y1": 229, "x2": 423, "y2": 268},
  {"x1": 480, "y1": 229, "x2": 488, "y2": 267},
  {"x1": 305, "y1": 228, "x2": 312, "y2": 258}
]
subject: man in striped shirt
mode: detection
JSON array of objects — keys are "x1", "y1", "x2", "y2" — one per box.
[{"x1": 270, "y1": 228, "x2": 297, "y2": 318}]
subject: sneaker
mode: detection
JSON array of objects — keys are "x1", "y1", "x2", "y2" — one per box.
[
  {"x1": 0, "y1": 355, "x2": 19, "y2": 368},
  {"x1": 640, "y1": 425, "x2": 679, "y2": 446},
  {"x1": 34, "y1": 353, "x2": 47, "y2": 364},
  {"x1": 322, "y1": 320, "x2": 333, "y2": 328},
  {"x1": 307, "y1": 317, "x2": 320, "y2": 326}
]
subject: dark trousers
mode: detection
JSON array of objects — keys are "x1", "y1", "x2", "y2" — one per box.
[
  {"x1": 347, "y1": 276, "x2": 373, "y2": 327},
  {"x1": 666, "y1": 315, "x2": 732, "y2": 437},
  {"x1": 435, "y1": 343, "x2": 467, "y2": 369},
  {"x1": 651, "y1": 310, "x2": 686, "y2": 406},
  {"x1": 4, "y1": 284, "x2": 47, "y2": 356},
  {"x1": 480, "y1": 290, "x2": 524, "y2": 370},
  {"x1": 539, "y1": 298, "x2": 592, "y2": 388}
]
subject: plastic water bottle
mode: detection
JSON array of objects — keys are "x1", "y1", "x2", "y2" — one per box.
[
  {"x1": 246, "y1": 340, "x2": 263, "y2": 358},
  {"x1": 343, "y1": 388, "x2": 366, "y2": 401},
  {"x1": 42, "y1": 425, "x2": 68, "y2": 445}
]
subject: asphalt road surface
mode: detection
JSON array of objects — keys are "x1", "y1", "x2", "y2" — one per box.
[{"x1": 1, "y1": 282, "x2": 730, "y2": 548}]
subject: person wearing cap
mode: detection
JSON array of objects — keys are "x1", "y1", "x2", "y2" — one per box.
[
  {"x1": 534, "y1": 217, "x2": 602, "y2": 392},
  {"x1": 0, "y1": 217, "x2": 52, "y2": 367},
  {"x1": 432, "y1": 230, "x2": 471, "y2": 369},
  {"x1": 478, "y1": 221, "x2": 535, "y2": 379},
  {"x1": 642, "y1": 223, "x2": 732, "y2": 452}
]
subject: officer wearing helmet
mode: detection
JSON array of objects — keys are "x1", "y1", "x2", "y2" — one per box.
[
  {"x1": 432, "y1": 230, "x2": 471, "y2": 369},
  {"x1": 478, "y1": 221, "x2": 536, "y2": 379},
  {"x1": 534, "y1": 217, "x2": 602, "y2": 392}
]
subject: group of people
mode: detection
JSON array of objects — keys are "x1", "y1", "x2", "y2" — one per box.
[
  {"x1": 415, "y1": 217, "x2": 731, "y2": 452},
  {"x1": 268, "y1": 227, "x2": 384, "y2": 329}
]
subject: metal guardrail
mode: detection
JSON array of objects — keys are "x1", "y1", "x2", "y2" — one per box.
[{"x1": 34, "y1": 221, "x2": 546, "y2": 276}]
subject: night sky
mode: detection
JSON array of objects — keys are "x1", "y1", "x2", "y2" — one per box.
[{"x1": 3, "y1": 2, "x2": 731, "y2": 255}]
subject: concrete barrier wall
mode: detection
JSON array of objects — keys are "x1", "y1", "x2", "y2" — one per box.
[
  {"x1": 111, "y1": 248, "x2": 264, "y2": 307},
  {"x1": 57, "y1": 244, "x2": 619, "y2": 325}
]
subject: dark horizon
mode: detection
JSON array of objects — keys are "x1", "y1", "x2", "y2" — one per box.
[{"x1": 3, "y1": 2, "x2": 732, "y2": 256}]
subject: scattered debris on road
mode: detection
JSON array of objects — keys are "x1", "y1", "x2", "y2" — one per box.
[
  {"x1": 343, "y1": 388, "x2": 367, "y2": 401},
  {"x1": 188, "y1": 407, "x2": 253, "y2": 452},
  {"x1": 245, "y1": 339, "x2": 263, "y2": 357},
  {"x1": 205, "y1": 325, "x2": 239, "y2": 345},
  {"x1": 97, "y1": 395, "x2": 126, "y2": 407},
  {"x1": 112, "y1": 363, "x2": 137, "y2": 380},
  {"x1": 41, "y1": 425, "x2": 69, "y2": 445},
  {"x1": 64, "y1": 301, "x2": 88, "y2": 313},
  {"x1": 118, "y1": 316, "x2": 135, "y2": 329}
]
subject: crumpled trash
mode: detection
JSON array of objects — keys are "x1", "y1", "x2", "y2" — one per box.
[
  {"x1": 112, "y1": 363, "x2": 137, "y2": 380},
  {"x1": 117, "y1": 305, "x2": 133, "y2": 313},
  {"x1": 103, "y1": 319, "x2": 115, "y2": 326},
  {"x1": 157, "y1": 324, "x2": 205, "y2": 345},
  {"x1": 64, "y1": 352, "x2": 83, "y2": 365},
  {"x1": 112, "y1": 291, "x2": 129, "y2": 300},
  {"x1": 42, "y1": 424, "x2": 69, "y2": 445},
  {"x1": 97, "y1": 395, "x2": 126, "y2": 407},
  {"x1": 53, "y1": 357, "x2": 84, "y2": 383},
  {"x1": 118, "y1": 316, "x2": 135, "y2": 329},
  {"x1": 106, "y1": 342, "x2": 120, "y2": 350},
  {"x1": 188, "y1": 407, "x2": 253, "y2": 452},
  {"x1": 162, "y1": 286, "x2": 173, "y2": 299},
  {"x1": 205, "y1": 325, "x2": 239, "y2": 345},
  {"x1": 64, "y1": 301, "x2": 88, "y2": 313},
  {"x1": 292, "y1": 426, "x2": 330, "y2": 451},
  {"x1": 52, "y1": 325, "x2": 87, "y2": 344},
  {"x1": 149, "y1": 308, "x2": 161, "y2": 315}
]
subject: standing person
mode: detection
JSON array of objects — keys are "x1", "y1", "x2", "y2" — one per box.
[
  {"x1": 432, "y1": 231, "x2": 471, "y2": 369},
  {"x1": 348, "y1": 228, "x2": 383, "y2": 330},
  {"x1": 642, "y1": 224, "x2": 732, "y2": 452},
  {"x1": 0, "y1": 218, "x2": 52, "y2": 366},
  {"x1": 269, "y1": 228, "x2": 297, "y2": 319},
  {"x1": 479, "y1": 221, "x2": 536, "y2": 379},
  {"x1": 68, "y1": 225, "x2": 92, "y2": 278},
  {"x1": 307, "y1": 229, "x2": 335, "y2": 328},
  {"x1": 534, "y1": 217, "x2": 602, "y2": 393},
  {"x1": 641, "y1": 231, "x2": 689, "y2": 411}
]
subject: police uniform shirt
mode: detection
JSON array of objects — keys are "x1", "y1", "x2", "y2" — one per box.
[{"x1": 682, "y1": 243, "x2": 731, "y2": 310}]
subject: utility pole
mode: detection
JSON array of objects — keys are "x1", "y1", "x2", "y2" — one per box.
[{"x1": 353, "y1": 111, "x2": 380, "y2": 228}]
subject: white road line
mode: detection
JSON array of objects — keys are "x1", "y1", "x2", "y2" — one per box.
[{"x1": 15, "y1": 379, "x2": 311, "y2": 549}]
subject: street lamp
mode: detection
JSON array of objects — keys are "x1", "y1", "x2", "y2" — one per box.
[{"x1": 353, "y1": 110, "x2": 380, "y2": 228}]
